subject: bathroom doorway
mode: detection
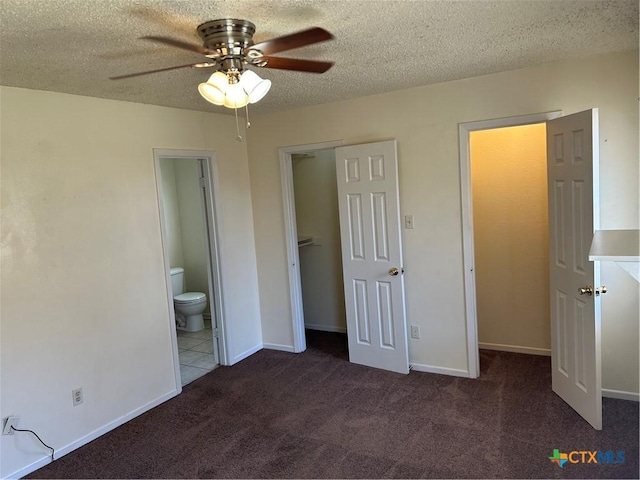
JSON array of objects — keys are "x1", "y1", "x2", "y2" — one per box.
[{"x1": 154, "y1": 149, "x2": 227, "y2": 389}]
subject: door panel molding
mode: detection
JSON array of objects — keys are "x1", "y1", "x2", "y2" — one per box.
[
  {"x1": 335, "y1": 140, "x2": 409, "y2": 374},
  {"x1": 547, "y1": 109, "x2": 601, "y2": 429}
]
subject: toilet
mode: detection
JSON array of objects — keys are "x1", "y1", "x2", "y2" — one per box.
[{"x1": 170, "y1": 267, "x2": 207, "y2": 332}]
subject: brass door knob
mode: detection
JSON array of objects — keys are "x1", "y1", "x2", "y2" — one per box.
[
  {"x1": 389, "y1": 267, "x2": 399, "y2": 276},
  {"x1": 579, "y1": 285, "x2": 594, "y2": 296}
]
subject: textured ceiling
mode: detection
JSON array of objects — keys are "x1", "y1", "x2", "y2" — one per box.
[{"x1": 0, "y1": 0, "x2": 637, "y2": 115}]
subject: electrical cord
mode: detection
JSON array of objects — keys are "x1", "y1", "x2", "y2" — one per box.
[{"x1": 11, "y1": 426, "x2": 55, "y2": 461}]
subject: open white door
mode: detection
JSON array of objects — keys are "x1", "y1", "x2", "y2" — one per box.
[
  {"x1": 335, "y1": 140, "x2": 409, "y2": 374},
  {"x1": 547, "y1": 109, "x2": 602, "y2": 429}
]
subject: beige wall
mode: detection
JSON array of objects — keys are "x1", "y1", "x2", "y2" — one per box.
[
  {"x1": 1, "y1": 49, "x2": 637, "y2": 479},
  {"x1": 247, "y1": 50, "x2": 639, "y2": 390},
  {"x1": 293, "y1": 150, "x2": 346, "y2": 332},
  {"x1": 471, "y1": 124, "x2": 550, "y2": 352},
  {"x1": 0, "y1": 87, "x2": 262, "y2": 478}
]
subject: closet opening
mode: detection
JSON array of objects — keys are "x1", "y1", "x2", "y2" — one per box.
[
  {"x1": 291, "y1": 148, "x2": 348, "y2": 358},
  {"x1": 470, "y1": 123, "x2": 551, "y2": 363}
]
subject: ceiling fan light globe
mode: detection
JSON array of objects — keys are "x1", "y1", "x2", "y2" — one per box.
[
  {"x1": 198, "y1": 82, "x2": 225, "y2": 105},
  {"x1": 207, "y1": 71, "x2": 229, "y2": 88},
  {"x1": 247, "y1": 79, "x2": 271, "y2": 104},
  {"x1": 198, "y1": 71, "x2": 229, "y2": 105},
  {"x1": 224, "y1": 82, "x2": 250, "y2": 108},
  {"x1": 239, "y1": 70, "x2": 272, "y2": 103}
]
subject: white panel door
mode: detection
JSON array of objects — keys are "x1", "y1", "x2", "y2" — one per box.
[
  {"x1": 335, "y1": 140, "x2": 409, "y2": 374},
  {"x1": 547, "y1": 109, "x2": 602, "y2": 429}
]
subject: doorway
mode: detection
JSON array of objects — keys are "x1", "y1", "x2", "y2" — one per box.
[
  {"x1": 281, "y1": 140, "x2": 409, "y2": 374},
  {"x1": 291, "y1": 149, "x2": 348, "y2": 357},
  {"x1": 154, "y1": 149, "x2": 228, "y2": 390},
  {"x1": 459, "y1": 111, "x2": 562, "y2": 377},
  {"x1": 462, "y1": 110, "x2": 604, "y2": 429},
  {"x1": 470, "y1": 123, "x2": 551, "y2": 357},
  {"x1": 293, "y1": 150, "x2": 346, "y2": 333},
  {"x1": 279, "y1": 140, "x2": 344, "y2": 353}
]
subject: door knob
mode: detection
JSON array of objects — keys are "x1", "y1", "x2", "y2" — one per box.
[
  {"x1": 579, "y1": 285, "x2": 593, "y2": 296},
  {"x1": 389, "y1": 267, "x2": 399, "y2": 276}
]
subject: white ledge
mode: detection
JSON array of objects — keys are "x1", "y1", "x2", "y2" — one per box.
[
  {"x1": 589, "y1": 230, "x2": 639, "y2": 261},
  {"x1": 589, "y1": 229, "x2": 640, "y2": 282}
]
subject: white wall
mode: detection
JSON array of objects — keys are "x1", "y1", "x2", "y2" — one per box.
[
  {"x1": 471, "y1": 124, "x2": 550, "y2": 352},
  {"x1": 293, "y1": 150, "x2": 346, "y2": 332},
  {"x1": 0, "y1": 86, "x2": 262, "y2": 478},
  {"x1": 247, "y1": 51, "x2": 639, "y2": 392}
]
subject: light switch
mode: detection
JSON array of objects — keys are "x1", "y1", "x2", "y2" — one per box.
[{"x1": 404, "y1": 215, "x2": 414, "y2": 229}]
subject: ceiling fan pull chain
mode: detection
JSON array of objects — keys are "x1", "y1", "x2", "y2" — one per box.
[
  {"x1": 234, "y1": 107, "x2": 243, "y2": 142},
  {"x1": 245, "y1": 104, "x2": 251, "y2": 129}
]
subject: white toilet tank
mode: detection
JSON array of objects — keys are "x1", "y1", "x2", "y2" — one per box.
[{"x1": 169, "y1": 267, "x2": 185, "y2": 297}]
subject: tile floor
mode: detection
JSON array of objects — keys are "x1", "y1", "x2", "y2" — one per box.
[{"x1": 177, "y1": 320, "x2": 217, "y2": 386}]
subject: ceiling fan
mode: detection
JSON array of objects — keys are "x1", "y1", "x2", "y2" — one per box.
[{"x1": 110, "y1": 18, "x2": 335, "y2": 109}]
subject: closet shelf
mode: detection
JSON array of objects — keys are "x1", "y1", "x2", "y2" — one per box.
[{"x1": 298, "y1": 236, "x2": 313, "y2": 247}]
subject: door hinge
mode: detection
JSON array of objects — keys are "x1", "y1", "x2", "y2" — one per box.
[
  {"x1": 213, "y1": 327, "x2": 219, "y2": 338},
  {"x1": 199, "y1": 177, "x2": 206, "y2": 188}
]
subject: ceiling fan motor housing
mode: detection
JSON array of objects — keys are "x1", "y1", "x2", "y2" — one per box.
[
  {"x1": 197, "y1": 19, "x2": 256, "y2": 58},
  {"x1": 109, "y1": 18, "x2": 333, "y2": 81}
]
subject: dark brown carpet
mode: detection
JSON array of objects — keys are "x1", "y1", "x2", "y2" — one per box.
[{"x1": 28, "y1": 330, "x2": 638, "y2": 479}]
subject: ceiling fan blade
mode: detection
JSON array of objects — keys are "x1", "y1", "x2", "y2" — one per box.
[
  {"x1": 260, "y1": 56, "x2": 334, "y2": 73},
  {"x1": 141, "y1": 35, "x2": 208, "y2": 55},
  {"x1": 110, "y1": 62, "x2": 214, "y2": 80},
  {"x1": 249, "y1": 27, "x2": 333, "y2": 56}
]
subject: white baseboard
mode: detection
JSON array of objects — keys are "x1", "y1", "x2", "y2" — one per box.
[
  {"x1": 229, "y1": 342, "x2": 296, "y2": 364},
  {"x1": 230, "y1": 343, "x2": 263, "y2": 365},
  {"x1": 4, "y1": 455, "x2": 51, "y2": 480},
  {"x1": 5, "y1": 389, "x2": 179, "y2": 480},
  {"x1": 305, "y1": 323, "x2": 347, "y2": 333},
  {"x1": 602, "y1": 388, "x2": 639, "y2": 402},
  {"x1": 263, "y1": 343, "x2": 296, "y2": 353},
  {"x1": 479, "y1": 342, "x2": 551, "y2": 356},
  {"x1": 410, "y1": 363, "x2": 471, "y2": 378}
]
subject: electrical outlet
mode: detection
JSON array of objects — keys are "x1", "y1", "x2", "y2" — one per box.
[
  {"x1": 410, "y1": 325, "x2": 420, "y2": 339},
  {"x1": 72, "y1": 388, "x2": 83, "y2": 406},
  {"x1": 2, "y1": 416, "x2": 19, "y2": 435}
]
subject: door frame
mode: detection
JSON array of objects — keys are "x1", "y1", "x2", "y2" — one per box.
[
  {"x1": 153, "y1": 148, "x2": 229, "y2": 392},
  {"x1": 279, "y1": 140, "x2": 343, "y2": 353},
  {"x1": 458, "y1": 111, "x2": 562, "y2": 378}
]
